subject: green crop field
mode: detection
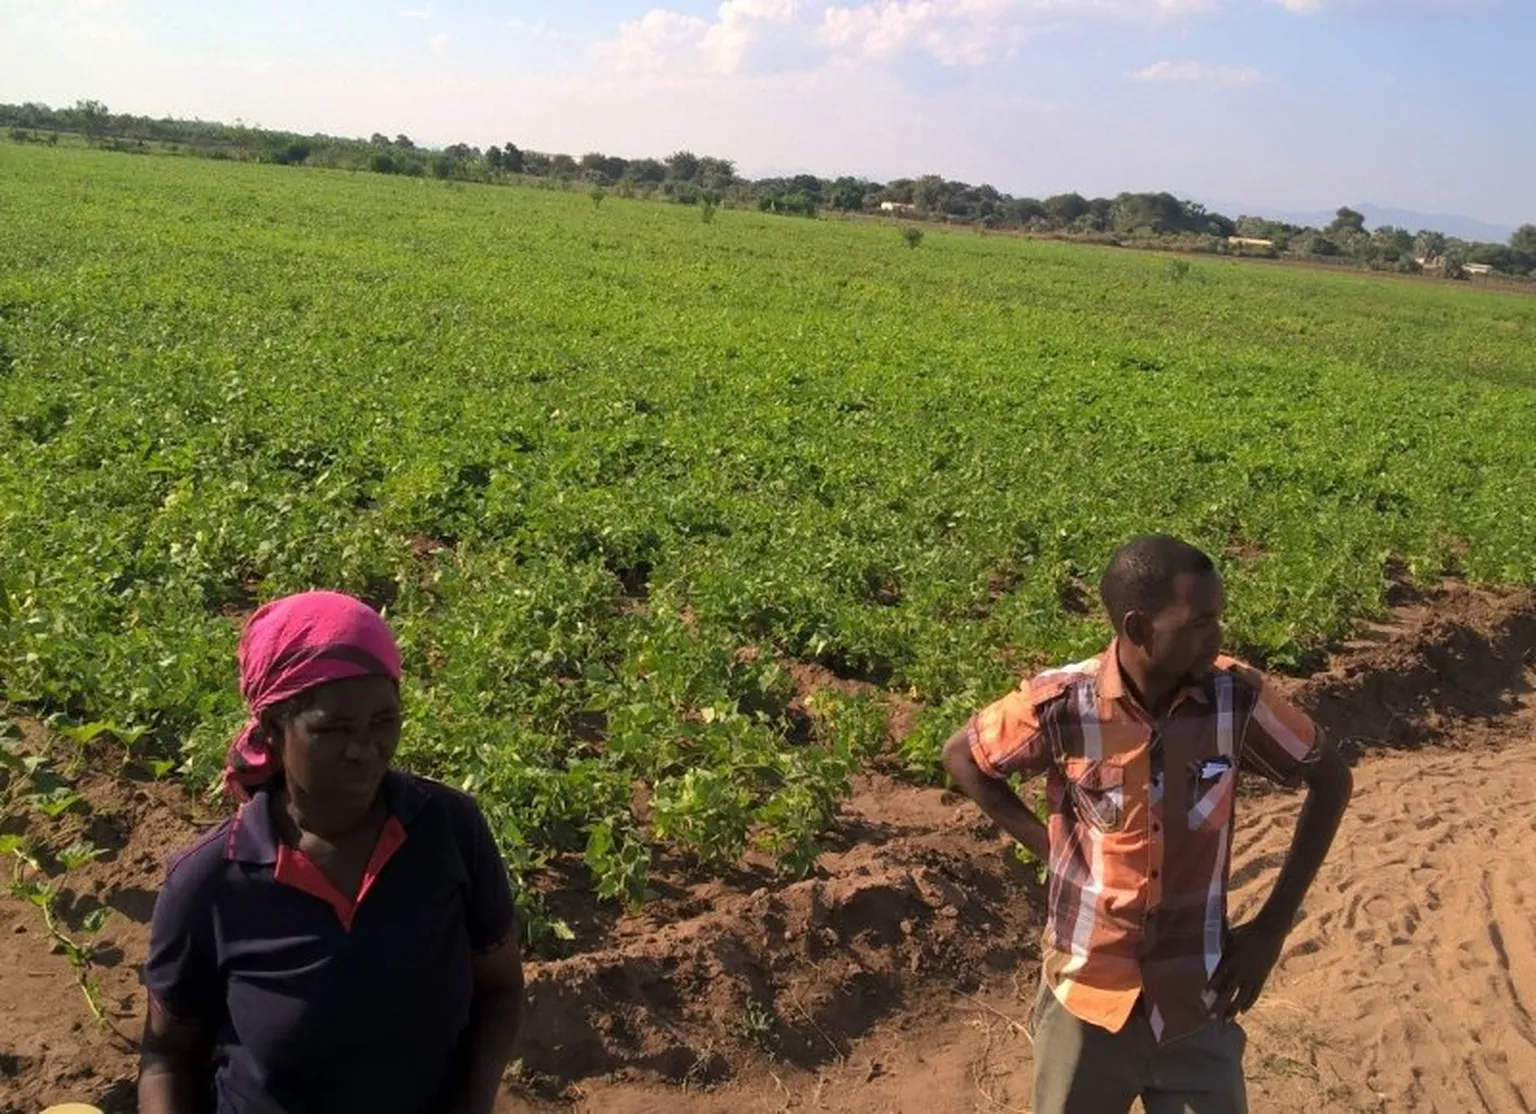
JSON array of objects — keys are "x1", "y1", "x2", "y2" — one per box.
[{"x1": 3, "y1": 145, "x2": 1534, "y2": 937}]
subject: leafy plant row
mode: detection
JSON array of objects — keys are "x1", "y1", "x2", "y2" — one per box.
[{"x1": 2, "y1": 146, "x2": 1534, "y2": 942}]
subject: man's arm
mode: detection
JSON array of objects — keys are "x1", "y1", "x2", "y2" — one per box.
[
  {"x1": 942, "y1": 726, "x2": 1051, "y2": 863},
  {"x1": 446, "y1": 935, "x2": 525, "y2": 1114},
  {"x1": 137, "y1": 1004, "x2": 214, "y2": 1114},
  {"x1": 1209, "y1": 737, "x2": 1352, "y2": 1018}
]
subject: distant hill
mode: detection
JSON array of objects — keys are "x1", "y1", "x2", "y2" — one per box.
[{"x1": 1201, "y1": 199, "x2": 1515, "y2": 244}]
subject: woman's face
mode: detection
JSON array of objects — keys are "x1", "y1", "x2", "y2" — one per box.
[{"x1": 274, "y1": 675, "x2": 401, "y2": 807}]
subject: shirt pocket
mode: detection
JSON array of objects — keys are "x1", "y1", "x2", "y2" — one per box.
[
  {"x1": 1062, "y1": 758, "x2": 1126, "y2": 834},
  {"x1": 1186, "y1": 756, "x2": 1236, "y2": 832}
]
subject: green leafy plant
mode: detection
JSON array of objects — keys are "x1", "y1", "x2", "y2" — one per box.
[
  {"x1": 4, "y1": 836, "x2": 114, "y2": 1023},
  {"x1": 729, "y1": 997, "x2": 779, "y2": 1053},
  {"x1": 583, "y1": 818, "x2": 652, "y2": 907},
  {"x1": 2, "y1": 142, "x2": 1535, "y2": 938}
]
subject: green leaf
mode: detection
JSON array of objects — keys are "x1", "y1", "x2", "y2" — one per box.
[
  {"x1": 58, "y1": 840, "x2": 107, "y2": 871},
  {"x1": 12, "y1": 879, "x2": 53, "y2": 907},
  {"x1": 26, "y1": 786, "x2": 84, "y2": 818}
]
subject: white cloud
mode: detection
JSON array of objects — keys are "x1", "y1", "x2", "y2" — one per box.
[
  {"x1": 817, "y1": 0, "x2": 1167, "y2": 67},
  {"x1": 591, "y1": 9, "x2": 710, "y2": 71},
  {"x1": 505, "y1": 17, "x2": 562, "y2": 39},
  {"x1": 1129, "y1": 59, "x2": 1264, "y2": 85},
  {"x1": 399, "y1": 5, "x2": 432, "y2": 19},
  {"x1": 2, "y1": 0, "x2": 142, "y2": 44},
  {"x1": 1268, "y1": 0, "x2": 1498, "y2": 12},
  {"x1": 593, "y1": 0, "x2": 1223, "y2": 77},
  {"x1": 428, "y1": 32, "x2": 450, "y2": 53},
  {"x1": 701, "y1": 0, "x2": 801, "y2": 74}
]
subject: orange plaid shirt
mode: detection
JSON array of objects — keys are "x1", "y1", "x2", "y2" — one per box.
[{"x1": 968, "y1": 642, "x2": 1321, "y2": 1042}]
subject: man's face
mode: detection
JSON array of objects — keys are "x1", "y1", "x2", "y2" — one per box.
[{"x1": 1144, "y1": 569, "x2": 1226, "y2": 684}]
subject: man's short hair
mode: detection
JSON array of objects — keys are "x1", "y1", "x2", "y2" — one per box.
[{"x1": 1099, "y1": 535, "x2": 1216, "y2": 633}]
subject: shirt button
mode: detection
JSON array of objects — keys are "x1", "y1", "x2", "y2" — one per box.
[
  {"x1": 1151, "y1": 870, "x2": 1160, "y2": 879},
  {"x1": 1152, "y1": 822, "x2": 1161, "y2": 833}
]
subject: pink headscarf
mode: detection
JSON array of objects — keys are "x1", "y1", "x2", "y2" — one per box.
[{"x1": 223, "y1": 590, "x2": 403, "y2": 801}]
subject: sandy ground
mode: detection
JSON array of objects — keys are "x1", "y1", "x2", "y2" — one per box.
[
  {"x1": 3, "y1": 583, "x2": 1533, "y2": 1114},
  {"x1": 504, "y1": 676, "x2": 1536, "y2": 1114}
]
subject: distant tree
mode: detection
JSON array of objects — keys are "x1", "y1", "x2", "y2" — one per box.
[
  {"x1": 72, "y1": 99, "x2": 108, "y2": 143},
  {"x1": 1467, "y1": 243, "x2": 1515, "y2": 271},
  {"x1": 1295, "y1": 232, "x2": 1339, "y2": 257},
  {"x1": 1084, "y1": 197, "x2": 1114, "y2": 232},
  {"x1": 669, "y1": 181, "x2": 703, "y2": 205},
  {"x1": 697, "y1": 156, "x2": 736, "y2": 190},
  {"x1": 579, "y1": 153, "x2": 627, "y2": 182},
  {"x1": 369, "y1": 151, "x2": 398, "y2": 174},
  {"x1": 627, "y1": 157, "x2": 666, "y2": 184},
  {"x1": 759, "y1": 191, "x2": 816, "y2": 217},
  {"x1": 485, "y1": 146, "x2": 503, "y2": 171},
  {"x1": 1371, "y1": 226, "x2": 1414, "y2": 261},
  {"x1": 1413, "y1": 229, "x2": 1447, "y2": 261},
  {"x1": 1110, "y1": 192, "x2": 1192, "y2": 236},
  {"x1": 911, "y1": 174, "x2": 946, "y2": 214},
  {"x1": 1006, "y1": 197, "x2": 1044, "y2": 225},
  {"x1": 1043, "y1": 192, "x2": 1089, "y2": 226},
  {"x1": 828, "y1": 177, "x2": 875, "y2": 212},
  {"x1": 1329, "y1": 207, "x2": 1366, "y2": 236},
  {"x1": 431, "y1": 154, "x2": 455, "y2": 178},
  {"x1": 549, "y1": 153, "x2": 577, "y2": 178},
  {"x1": 395, "y1": 133, "x2": 415, "y2": 150},
  {"x1": 269, "y1": 141, "x2": 310, "y2": 166},
  {"x1": 941, "y1": 182, "x2": 976, "y2": 218},
  {"x1": 1202, "y1": 209, "x2": 1237, "y2": 238},
  {"x1": 1512, "y1": 224, "x2": 1536, "y2": 256},
  {"x1": 370, "y1": 132, "x2": 390, "y2": 146},
  {"x1": 786, "y1": 174, "x2": 822, "y2": 202},
  {"x1": 502, "y1": 143, "x2": 524, "y2": 173},
  {"x1": 444, "y1": 143, "x2": 476, "y2": 161},
  {"x1": 666, "y1": 150, "x2": 700, "y2": 182}
]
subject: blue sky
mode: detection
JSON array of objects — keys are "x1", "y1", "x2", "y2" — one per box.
[{"x1": 2, "y1": 0, "x2": 1531, "y2": 228}]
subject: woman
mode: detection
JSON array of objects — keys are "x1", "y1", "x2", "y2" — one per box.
[{"x1": 139, "y1": 591, "x2": 524, "y2": 1114}]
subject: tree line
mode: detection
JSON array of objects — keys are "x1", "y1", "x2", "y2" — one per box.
[{"x1": 6, "y1": 99, "x2": 1533, "y2": 280}]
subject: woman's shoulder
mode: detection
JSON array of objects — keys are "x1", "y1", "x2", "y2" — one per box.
[
  {"x1": 390, "y1": 772, "x2": 496, "y2": 850},
  {"x1": 163, "y1": 815, "x2": 240, "y2": 890},
  {"x1": 392, "y1": 771, "x2": 483, "y2": 816}
]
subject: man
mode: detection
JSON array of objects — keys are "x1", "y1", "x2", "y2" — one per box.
[{"x1": 943, "y1": 535, "x2": 1352, "y2": 1114}]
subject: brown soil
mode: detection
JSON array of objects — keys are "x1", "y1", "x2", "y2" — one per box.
[{"x1": 3, "y1": 582, "x2": 1534, "y2": 1114}]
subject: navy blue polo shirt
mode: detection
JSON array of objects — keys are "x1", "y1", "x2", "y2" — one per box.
[{"x1": 144, "y1": 771, "x2": 517, "y2": 1114}]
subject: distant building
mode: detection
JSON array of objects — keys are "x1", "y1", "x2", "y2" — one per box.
[
  {"x1": 1464, "y1": 262, "x2": 1494, "y2": 276},
  {"x1": 880, "y1": 201, "x2": 918, "y2": 215},
  {"x1": 1227, "y1": 236, "x2": 1274, "y2": 249}
]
